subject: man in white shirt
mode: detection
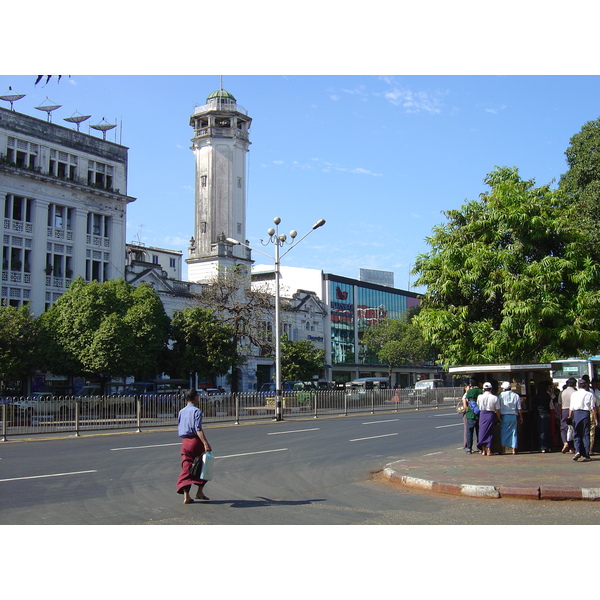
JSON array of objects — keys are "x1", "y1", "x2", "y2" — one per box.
[{"x1": 568, "y1": 378, "x2": 598, "y2": 461}]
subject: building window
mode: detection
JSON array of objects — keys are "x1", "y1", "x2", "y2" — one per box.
[
  {"x1": 4, "y1": 195, "x2": 32, "y2": 224},
  {"x1": 87, "y1": 213, "x2": 110, "y2": 238},
  {"x1": 87, "y1": 161, "x2": 114, "y2": 189},
  {"x1": 201, "y1": 175, "x2": 207, "y2": 187},
  {"x1": 152, "y1": 255, "x2": 159, "y2": 265},
  {"x1": 6, "y1": 137, "x2": 38, "y2": 170},
  {"x1": 169, "y1": 257, "x2": 176, "y2": 268}
]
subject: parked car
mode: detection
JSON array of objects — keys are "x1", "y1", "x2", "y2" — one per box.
[
  {"x1": 13, "y1": 392, "x2": 75, "y2": 418},
  {"x1": 407, "y1": 379, "x2": 447, "y2": 405}
]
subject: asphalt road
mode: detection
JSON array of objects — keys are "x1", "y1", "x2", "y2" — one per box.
[{"x1": 2, "y1": 408, "x2": 600, "y2": 526}]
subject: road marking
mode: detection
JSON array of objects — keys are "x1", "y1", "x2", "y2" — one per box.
[
  {"x1": 218, "y1": 448, "x2": 288, "y2": 459},
  {"x1": 423, "y1": 452, "x2": 444, "y2": 456},
  {"x1": 362, "y1": 419, "x2": 399, "y2": 425},
  {"x1": 435, "y1": 423, "x2": 463, "y2": 429},
  {"x1": 0, "y1": 470, "x2": 97, "y2": 483},
  {"x1": 433, "y1": 412, "x2": 459, "y2": 417},
  {"x1": 349, "y1": 433, "x2": 399, "y2": 442},
  {"x1": 111, "y1": 443, "x2": 180, "y2": 451},
  {"x1": 267, "y1": 428, "x2": 320, "y2": 435}
]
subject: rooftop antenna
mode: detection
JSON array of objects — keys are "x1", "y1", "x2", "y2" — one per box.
[
  {"x1": 34, "y1": 97, "x2": 62, "y2": 122},
  {"x1": 64, "y1": 110, "x2": 91, "y2": 131},
  {"x1": 0, "y1": 87, "x2": 26, "y2": 111}
]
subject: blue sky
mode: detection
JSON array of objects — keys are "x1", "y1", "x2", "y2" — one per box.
[{"x1": 3, "y1": 73, "x2": 600, "y2": 292}]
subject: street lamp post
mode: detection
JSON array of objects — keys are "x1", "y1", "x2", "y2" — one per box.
[{"x1": 227, "y1": 216, "x2": 326, "y2": 421}]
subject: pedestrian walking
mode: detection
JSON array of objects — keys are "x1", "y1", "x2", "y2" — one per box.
[
  {"x1": 477, "y1": 382, "x2": 501, "y2": 456},
  {"x1": 569, "y1": 378, "x2": 598, "y2": 462},
  {"x1": 558, "y1": 378, "x2": 577, "y2": 453},
  {"x1": 498, "y1": 381, "x2": 523, "y2": 454},
  {"x1": 176, "y1": 388, "x2": 213, "y2": 504},
  {"x1": 591, "y1": 378, "x2": 600, "y2": 454}
]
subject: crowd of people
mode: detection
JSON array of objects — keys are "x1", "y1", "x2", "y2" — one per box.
[{"x1": 461, "y1": 376, "x2": 600, "y2": 460}]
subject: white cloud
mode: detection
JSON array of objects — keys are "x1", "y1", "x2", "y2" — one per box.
[
  {"x1": 380, "y1": 76, "x2": 446, "y2": 114},
  {"x1": 484, "y1": 105, "x2": 507, "y2": 115}
]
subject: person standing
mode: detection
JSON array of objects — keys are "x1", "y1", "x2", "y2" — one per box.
[
  {"x1": 531, "y1": 380, "x2": 553, "y2": 452},
  {"x1": 462, "y1": 380, "x2": 481, "y2": 454},
  {"x1": 558, "y1": 378, "x2": 577, "y2": 453},
  {"x1": 569, "y1": 378, "x2": 598, "y2": 462},
  {"x1": 477, "y1": 382, "x2": 501, "y2": 456},
  {"x1": 176, "y1": 388, "x2": 213, "y2": 504},
  {"x1": 498, "y1": 381, "x2": 523, "y2": 454},
  {"x1": 590, "y1": 378, "x2": 600, "y2": 454}
]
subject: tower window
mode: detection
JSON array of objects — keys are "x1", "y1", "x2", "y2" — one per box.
[{"x1": 201, "y1": 175, "x2": 207, "y2": 187}]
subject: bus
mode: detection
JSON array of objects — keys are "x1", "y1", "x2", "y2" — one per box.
[{"x1": 550, "y1": 357, "x2": 600, "y2": 389}]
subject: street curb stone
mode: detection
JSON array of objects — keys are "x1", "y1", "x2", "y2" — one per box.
[{"x1": 382, "y1": 466, "x2": 600, "y2": 501}]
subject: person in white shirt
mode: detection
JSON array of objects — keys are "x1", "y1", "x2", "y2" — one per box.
[
  {"x1": 477, "y1": 382, "x2": 501, "y2": 456},
  {"x1": 498, "y1": 381, "x2": 523, "y2": 454},
  {"x1": 568, "y1": 378, "x2": 598, "y2": 461}
]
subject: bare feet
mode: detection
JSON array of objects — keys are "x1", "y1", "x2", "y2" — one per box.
[
  {"x1": 183, "y1": 491, "x2": 194, "y2": 504},
  {"x1": 195, "y1": 492, "x2": 210, "y2": 500}
]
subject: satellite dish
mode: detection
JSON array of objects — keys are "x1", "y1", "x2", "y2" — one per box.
[
  {"x1": 0, "y1": 87, "x2": 26, "y2": 111},
  {"x1": 34, "y1": 97, "x2": 62, "y2": 122},
  {"x1": 90, "y1": 117, "x2": 117, "y2": 140},
  {"x1": 64, "y1": 110, "x2": 91, "y2": 131}
]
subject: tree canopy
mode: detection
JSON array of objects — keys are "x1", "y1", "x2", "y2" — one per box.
[
  {"x1": 170, "y1": 306, "x2": 236, "y2": 382},
  {"x1": 412, "y1": 166, "x2": 600, "y2": 366},
  {"x1": 0, "y1": 306, "x2": 41, "y2": 383},
  {"x1": 279, "y1": 334, "x2": 325, "y2": 382},
  {"x1": 38, "y1": 278, "x2": 170, "y2": 380},
  {"x1": 361, "y1": 315, "x2": 431, "y2": 380}
]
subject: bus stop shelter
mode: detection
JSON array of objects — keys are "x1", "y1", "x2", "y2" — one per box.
[{"x1": 448, "y1": 363, "x2": 554, "y2": 452}]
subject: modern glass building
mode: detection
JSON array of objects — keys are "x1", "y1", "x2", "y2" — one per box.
[{"x1": 324, "y1": 273, "x2": 428, "y2": 386}]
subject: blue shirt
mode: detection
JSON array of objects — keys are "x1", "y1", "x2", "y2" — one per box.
[{"x1": 178, "y1": 403, "x2": 203, "y2": 437}]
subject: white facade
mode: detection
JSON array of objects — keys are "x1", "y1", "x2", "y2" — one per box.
[
  {"x1": 125, "y1": 242, "x2": 202, "y2": 318},
  {"x1": 187, "y1": 89, "x2": 253, "y2": 282},
  {"x1": 0, "y1": 106, "x2": 134, "y2": 314}
]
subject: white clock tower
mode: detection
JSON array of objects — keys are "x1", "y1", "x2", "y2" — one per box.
[{"x1": 186, "y1": 87, "x2": 253, "y2": 282}]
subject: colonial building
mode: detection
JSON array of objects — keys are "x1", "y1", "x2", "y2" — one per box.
[
  {"x1": 0, "y1": 105, "x2": 134, "y2": 314},
  {"x1": 125, "y1": 243, "x2": 202, "y2": 318}
]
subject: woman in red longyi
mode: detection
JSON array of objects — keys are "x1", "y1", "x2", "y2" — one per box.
[{"x1": 176, "y1": 388, "x2": 213, "y2": 504}]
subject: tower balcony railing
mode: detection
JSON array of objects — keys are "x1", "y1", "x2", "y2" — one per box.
[
  {"x1": 193, "y1": 126, "x2": 249, "y2": 141},
  {"x1": 193, "y1": 100, "x2": 248, "y2": 116}
]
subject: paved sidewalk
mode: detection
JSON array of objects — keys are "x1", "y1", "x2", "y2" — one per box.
[{"x1": 383, "y1": 445, "x2": 600, "y2": 500}]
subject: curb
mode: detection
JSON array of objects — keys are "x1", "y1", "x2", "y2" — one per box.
[{"x1": 382, "y1": 467, "x2": 600, "y2": 501}]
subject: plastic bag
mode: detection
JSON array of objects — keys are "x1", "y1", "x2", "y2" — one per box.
[
  {"x1": 567, "y1": 424, "x2": 574, "y2": 442},
  {"x1": 200, "y1": 451, "x2": 214, "y2": 481}
]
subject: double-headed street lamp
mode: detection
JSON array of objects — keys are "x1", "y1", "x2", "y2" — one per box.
[{"x1": 227, "y1": 216, "x2": 326, "y2": 421}]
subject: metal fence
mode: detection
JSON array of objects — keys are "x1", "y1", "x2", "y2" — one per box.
[{"x1": 0, "y1": 387, "x2": 465, "y2": 440}]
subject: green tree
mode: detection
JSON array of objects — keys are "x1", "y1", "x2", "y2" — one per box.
[
  {"x1": 560, "y1": 116, "x2": 600, "y2": 246},
  {"x1": 38, "y1": 278, "x2": 170, "y2": 382},
  {"x1": 0, "y1": 305, "x2": 41, "y2": 384},
  {"x1": 170, "y1": 307, "x2": 236, "y2": 382},
  {"x1": 412, "y1": 166, "x2": 600, "y2": 366},
  {"x1": 195, "y1": 267, "x2": 276, "y2": 392},
  {"x1": 279, "y1": 334, "x2": 325, "y2": 382},
  {"x1": 361, "y1": 316, "x2": 431, "y2": 381}
]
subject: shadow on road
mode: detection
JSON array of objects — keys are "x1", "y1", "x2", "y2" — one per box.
[{"x1": 189, "y1": 497, "x2": 327, "y2": 508}]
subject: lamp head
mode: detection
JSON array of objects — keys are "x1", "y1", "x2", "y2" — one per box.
[
  {"x1": 267, "y1": 228, "x2": 275, "y2": 236},
  {"x1": 312, "y1": 219, "x2": 326, "y2": 230}
]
